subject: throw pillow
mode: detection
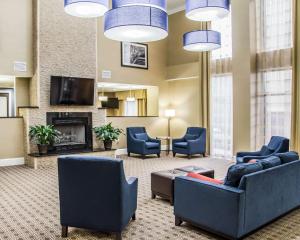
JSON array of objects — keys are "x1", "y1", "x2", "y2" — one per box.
[
  {"x1": 135, "y1": 133, "x2": 148, "y2": 141},
  {"x1": 259, "y1": 156, "x2": 281, "y2": 169},
  {"x1": 187, "y1": 172, "x2": 223, "y2": 185},
  {"x1": 224, "y1": 162, "x2": 263, "y2": 188},
  {"x1": 260, "y1": 145, "x2": 274, "y2": 156},
  {"x1": 275, "y1": 152, "x2": 299, "y2": 164},
  {"x1": 185, "y1": 134, "x2": 197, "y2": 141}
]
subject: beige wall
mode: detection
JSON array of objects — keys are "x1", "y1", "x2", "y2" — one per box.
[
  {"x1": 0, "y1": 118, "x2": 24, "y2": 159},
  {"x1": 0, "y1": 0, "x2": 33, "y2": 77},
  {"x1": 15, "y1": 78, "x2": 30, "y2": 109}
]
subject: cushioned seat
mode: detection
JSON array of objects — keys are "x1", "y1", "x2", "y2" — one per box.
[
  {"x1": 174, "y1": 142, "x2": 188, "y2": 148},
  {"x1": 145, "y1": 142, "x2": 160, "y2": 149}
]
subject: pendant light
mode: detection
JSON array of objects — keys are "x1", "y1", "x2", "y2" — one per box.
[
  {"x1": 99, "y1": 86, "x2": 108, "y2": 102},
  {"x1": 64, "y1": 0, "x2": 109, "y2": 18},
  {"x1": 112, "y1": 0, "x2": 166, "y2": 11},
  {"x1": 183, "y1": 30, "x2": 221, "y2": 52},
  {"x1": 104, "y1": 5, "x2": 168, "y2": 42},
  {"x1": 185, "y1": 0, "x2": 230, "y2": 22}
]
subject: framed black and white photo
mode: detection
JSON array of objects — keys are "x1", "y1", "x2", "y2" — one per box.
[{"x1": 121, "y1": 42, "x2": 148, "y2": 69}]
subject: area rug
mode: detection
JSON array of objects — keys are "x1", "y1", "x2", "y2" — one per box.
[{"x1": 1, "y1": 155, "x2": 300, "y2": 240}]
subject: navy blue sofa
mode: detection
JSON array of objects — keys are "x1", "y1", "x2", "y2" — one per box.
[
  {"x1": 172, "y1": 127, "x2": 206, "y2": 159},
  {"x1": 127, "y1": 127, "x2": 161, "y2": 158},
  {"x1": 236, "y1": 136, "x2": 289, "y2": 164},
  {"x1": 58, "y1": 156, "x2": 138, "y2": 240},
  {"x1": 174, "y1": 153, "x2": 300, "y2": 239}
]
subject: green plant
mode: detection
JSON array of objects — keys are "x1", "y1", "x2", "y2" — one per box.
[
  {"x1": 93, "y1": 123, "x2": 124, "y2": 142},
  {"x1": 29, "y1": 125, "x2": 61, "y2": 145}
]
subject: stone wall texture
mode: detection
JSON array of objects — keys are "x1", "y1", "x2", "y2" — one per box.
[{"x1": 22, "y1": 0, "x2": 106, "y2": 156}]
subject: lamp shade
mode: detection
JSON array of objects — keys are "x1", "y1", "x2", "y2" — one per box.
[
  {"x1": 104, "y1": 6, "x2": 168, "y2": 42},
  {"x1": 99, "y1": 96, "x2": 108, "y2": 101},
  {"x1": 112, "y1": 0, "x2": 167, "y2": 11},
  {"x1": 186, "y1": 0, "x2": 230, "y2": 22},
  {"x1": 165, "y1": 109, "x2": 176, "y2": 118},
  {"x1": 183, "y1": 30, "x2": 221, "y2": 52},
  {"x1": 64, "y1": 0, "x2": 108, "y2": 18}
]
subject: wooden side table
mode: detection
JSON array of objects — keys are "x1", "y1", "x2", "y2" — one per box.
[{"x1": 156, "y1": 136, "x2": 172, "y2": 155}]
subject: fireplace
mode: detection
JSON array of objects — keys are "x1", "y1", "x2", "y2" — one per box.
[{"x1": 47, "y1": 112, "x2": 93, "y2": 153}]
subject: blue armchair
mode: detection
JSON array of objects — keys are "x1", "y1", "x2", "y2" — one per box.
[
  {"x1": 236, "y1": 136, "x2": 289, "y2": 164},
  {"x1": 58, "y1": 156, "x2": 138, "y2": 240},
  {"x1": 172, "y1": 127, "x2": 206, "y2": 159},
  {"x1": 127, "y1": 127, "x2": 161, "y2": 158}
]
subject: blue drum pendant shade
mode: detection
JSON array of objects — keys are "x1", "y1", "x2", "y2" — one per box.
[
  {"x1": 104, "y1": 6, "x2": 168, "y2": 42},
  {"x1": 64, "y1": 0, "x2": 109, "y2": 18},
  {"x1": 186, "y1": 0, "x2": 230, "y2": 21},
  {"x1": 112, "y1": 0, "x2": 167, "y2": 11},
  {"x1": 183, "y1": 30, "x2": 221, "y2": 52}
]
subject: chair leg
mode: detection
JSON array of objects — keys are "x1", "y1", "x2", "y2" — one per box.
[
  {"x1": 128, "y1": 152, "x2": 130, "y2": 157},
  {"x1": 116, "y1": 232, "x2": 122, "y2": 240},
  {"x1": 61, "y1": 226, "x2": 68, "y2": 238},
  {"x1": 132, "y1": 213, "x2": 136, "y2": 221},
  {"x1": 203, "y1": 153, "x2": 206, "y2": 157},
  {"x1": 142, "y1": 155, "x2": 146, "y2": 159},
  {"x1": 188, "y1": 154, "x2": 192, "y2": 159},
  {"x1": 157, "y1": 153, "x2": 160, "y2": 158},
  {"x1": 175, "y1": 216, "x2": 183, "y2": 226},
  {"x1": 173, "y1": 152, "x2": 176, "y2": 157}
]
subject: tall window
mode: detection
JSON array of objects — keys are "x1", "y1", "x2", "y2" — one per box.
[
  {"x1": 210, "y1": 12, "x2": 233, "y2": 158},
  {"x1": 253, "y1": 0, "x2": 293, "y2": 148}
]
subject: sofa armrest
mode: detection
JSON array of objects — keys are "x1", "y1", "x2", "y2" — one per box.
[
  {"x1": 148, "y1": 137, "x2": 161, "y2": 144},
  {"x1": 174, "y1": 176, "x2": 245, "y2": 239},
  {"x1": 172, "y1": 138, "x2": 185, "y2": 144},
  {"x1": 236, "y1": 150, "x2": 262, "y2": 158},
  {"x1": 122, "y1": 177, "x2": 138, "y2": 221}
]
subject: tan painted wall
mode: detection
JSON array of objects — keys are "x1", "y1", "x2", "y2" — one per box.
[
  {"x1": 15, "y1": 78, "x2": 30, "y2": 109},
  {"x1": 0, "y1": 118, "x2": 24, "y2": 159},
  {"x1": 0, "y1": 0, "x2": 33, "y2": 77}
]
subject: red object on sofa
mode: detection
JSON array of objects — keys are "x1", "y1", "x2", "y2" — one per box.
[
  {"x1": 248, "y1": 159, "x2": 257, "y2": 163},
  {"x1": 187, "y1": 172, "x2": 223, "y2": 185}
]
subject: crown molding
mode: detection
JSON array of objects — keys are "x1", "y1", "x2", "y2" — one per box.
[{"x1": 168, "y1": 4, "x2": 185, "y2": 15}]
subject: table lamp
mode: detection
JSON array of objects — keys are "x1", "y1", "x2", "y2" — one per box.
[{"x1": 165, "y1": 109, "x2": 175, "y2": 137}]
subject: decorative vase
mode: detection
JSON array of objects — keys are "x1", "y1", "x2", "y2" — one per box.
[
  {"x1": 104, "y1": 140, "x2": 112, "y2": 150},
  {"x1": 38, "y1": 144, "x2": 48, "y2": 155}
]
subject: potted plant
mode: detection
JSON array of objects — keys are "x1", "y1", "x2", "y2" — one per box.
[
  {"x1": 29, "y1": 125, "x2": 61, "y2": 155},
  {"x1": 93, "y1": 123, "x2": 124, "y2": 150}
]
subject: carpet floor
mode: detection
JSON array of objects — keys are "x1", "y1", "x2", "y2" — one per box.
[{"x1": 1, "y1": 154, "x2": 300, "y2": 240}]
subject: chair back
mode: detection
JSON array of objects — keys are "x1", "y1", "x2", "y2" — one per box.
[
  {"x1": 186, "y1": 127, "x2": 205, "y2": 137},
  {"x1": 58, "y1": 156, "x2": 126, "y2": 230},
  {"x1": 267, "y1": 136, "x2": 289, "y2": 153}
]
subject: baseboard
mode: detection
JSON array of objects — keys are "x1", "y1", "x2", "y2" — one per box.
[{"x1": 0, "y1": 157, "x2": 25, "y2": 167}]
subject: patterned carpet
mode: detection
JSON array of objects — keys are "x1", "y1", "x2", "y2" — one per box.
[{"x1": 1, "y1": 154, "x2": 300, "y2": 240}]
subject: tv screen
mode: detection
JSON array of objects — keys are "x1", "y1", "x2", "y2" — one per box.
[
  {"x1": 50, "y1": 76, "x2": 94, "y2": 105},
  {"x1": 101, "y1": 98, "x2": 119, "y2": 109}
]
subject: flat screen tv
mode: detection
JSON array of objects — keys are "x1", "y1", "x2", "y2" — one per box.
[
  {"x1": 50, "y1": 76, "x2": 94, "y2": 105},
  {"x1": 101, "y1": 98, "x2": 119, "y2": 109}
]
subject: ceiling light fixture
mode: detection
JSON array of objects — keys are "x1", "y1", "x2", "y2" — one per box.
[
  {"x1": 183, "y1": 30, "x2": 221, "y2": 52},
  {"x1": 64, "y1": 0, "x2": 109, "y2": 18},
  {"x1": 112, "y1": 0, "x2": 166, "y2": 11},
  {"x1": 104, "y1": 5, "x2": 168, "y2": 42},
  {"x1": 185, "y1": 0, "x2": 230, "y2": 22}
]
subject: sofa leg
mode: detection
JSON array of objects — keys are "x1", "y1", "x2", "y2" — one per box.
[
  {"x1": 157, "y1": 153, "x2": 160, "y2": 158},
  {"x1": 188, "y1": 154, "x2": 192, "y2": 159},
  {"x1": 175, "y1": 216, "x2": 183, "y2": 226},
  {"x1": 128, "y1": 152, "x2": 130, "y2": 157},
  {"x1": 173, "y1": 152, "x2": 176, "y2": 157},
  {"x1": 203, "y1": 153, "x2": 206, "y2": 157},
  {"x1": 142, "y1": 155, "x2": 146, "y2": 159},
  {"x1": 116, "y1": 232, "x2": 122, "y2": 240},
  {"x1": 61, "y1": 226, "x2": 68, "y2": 238},
  {"x1": 132, "y1": 213, "x2": 136, "y2": 221}
]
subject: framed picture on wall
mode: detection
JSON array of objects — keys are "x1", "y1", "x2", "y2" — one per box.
[{"x1": 121, "y1": 42, "x2": 148, "y2": 69}]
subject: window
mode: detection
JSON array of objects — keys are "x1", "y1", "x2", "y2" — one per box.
[
  {"x1": 210, "y1": 12, "x2": 233, "y2": 158},
  {"x1": 125, "y1": 100, "x2": 138, "y2": 116},
  {"x1": 253, "y1": 0, "x2": 292, "y2": 149}
]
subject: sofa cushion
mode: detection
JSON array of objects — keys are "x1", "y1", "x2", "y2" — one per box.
[
  {"x1": 224, "y1": 162, "x2": 263, "y2": 188},
  {"x1": 276, "y1": 152, "x2": 299, "y2": 164},
  {"x1": 258, "y1": 156, "x2": 281, "y2": 169},
  {"x1": 145, "y1": 142, "x2": 159, "y2": 149},
  {"x1": 184, "y1": 134, "x2": 197, "y2": 141},
  {"x1": 260, "y1": 145, "x2": 274, "y2": 156},
  {"x1": 187, "y1": 172, "x2": 223, "y2": 185},
  {"x1": 174, "y1": 142, "x2": 188, "y2": 148},
  {"x1": 135, "y1": 133, "x2": 148, "y2": 141}
]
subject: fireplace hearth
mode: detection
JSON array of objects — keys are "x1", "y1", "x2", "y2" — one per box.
[{"x1": 47, "y1": 112, "x2": 93, "y2": 153}]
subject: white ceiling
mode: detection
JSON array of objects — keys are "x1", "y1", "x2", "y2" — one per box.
[{"x1": 167, "y1": 0, "x2": 185, "y2": 14}]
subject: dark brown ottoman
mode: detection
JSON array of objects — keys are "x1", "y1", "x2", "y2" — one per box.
[{"x1": 151, "y1": 167, "x2": 215, "y2": 206}]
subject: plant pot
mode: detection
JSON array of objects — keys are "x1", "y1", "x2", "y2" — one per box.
[
  {"x1": 104, "y1": 140, "x2": 112, "y2": 151},
  {"x1": 38, "y1": 144, "x2": 48, "y2": 155}
]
